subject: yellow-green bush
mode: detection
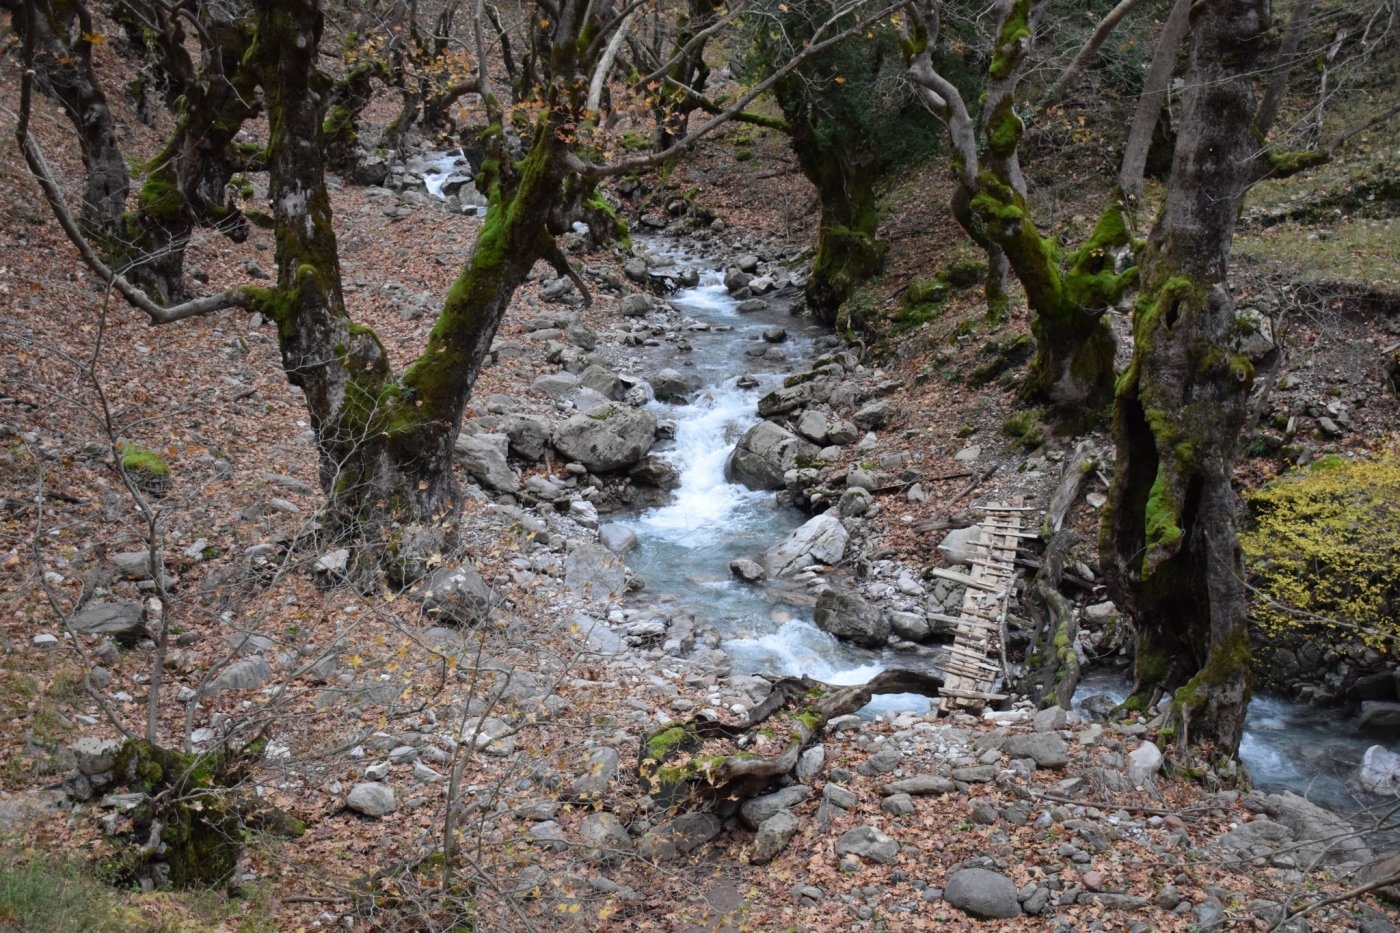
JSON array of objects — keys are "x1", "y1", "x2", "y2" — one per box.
[{"x1": 1242, "y1": 452, "x2": 1400, "y2": 651}]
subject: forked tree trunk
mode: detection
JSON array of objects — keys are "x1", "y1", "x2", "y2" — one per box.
[
  {"x1": 1101, "y1": 0, "x2": 1270, "y2": 755},
  {"x1": 129, "y1": 13, "x2": 260, "y2": 303},
  {"x1": 254, "y1": 0, "x2": 568, "y2": 543}
]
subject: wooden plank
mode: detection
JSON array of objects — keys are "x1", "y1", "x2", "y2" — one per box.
[{"x1": 931, "y1": 568, "x2": 1001, "y2": 592}]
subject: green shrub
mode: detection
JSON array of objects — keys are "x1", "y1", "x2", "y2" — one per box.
[
  {"x1": 0, "y1": 857, "x2": 133, "y2": 932},
  {"x1": 1241, "y1": 452, "x2": 1400, "y2": 651}
]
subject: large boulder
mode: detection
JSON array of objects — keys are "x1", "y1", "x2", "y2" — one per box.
[
  {"x1": 418, "y1": 565, "x2": 493, "y2": 626},
  {"x1": 813, "y1": 589, "x2": 889, "y2": 648},
  {"x1": 726, "y1": 421, "x2": 819, "y2": 491},
  {"x1": 764, "y1": 513, "x2": 849, "y2": 577},
  {"x1": 650, "y1": 368, "x2": 701, "y2": 403},
  {"x1": 500, "y1": 414, "x2": 551, "y2": 461},
  {"x1": 70, "y1": 601, "x2": 146, "y2": 645},
  {"x1": 1361, "y1": 745, "x2": 1400, "y2": 796},
  {"x1": 453, "y1": 433, "x2": 517, "y2": 492},
  {"x1": 1266, "y1": 791, "x2": 1374, "y2": 865},
  {"x1": 564, "y1": 542, "x2": 627, "y2": 599},
  {"x1": 553, "y1": 403, "x2": 657, "y2": 472},
  {"x1": 944, "y1": 867, "x2": 1021, "y2": 919}
]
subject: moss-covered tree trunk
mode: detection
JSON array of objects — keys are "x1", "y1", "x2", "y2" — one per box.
[
  {"x1": 909, "y1": 0, "x2": 1131, "y2": 428},
  {"x1": 128, "y1": 11, "x2": 260, "y2": 303},
  {"x1": 255, "y1": 0, "x2": 573, "y2": 541},
  {"x1": 791, "y1": 121, "x2": 887, "y2": 325},
  {"x1": 4, "y1": 0, "x2": 130, "y2": 245},
  {"x1": 1100, "y1": 0, "x2": 1270, "y2": 756}
]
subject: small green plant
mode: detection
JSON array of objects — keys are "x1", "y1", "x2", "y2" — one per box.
[
  {"x1": 119, "y1": 444, "x2": 169, "y2": 478},
  {"x1": 734, "y1": 149, "x2": 756, "y2": 162},
  {"x1": 955, "y1": 425, "x2": 976, "y2": 438}
]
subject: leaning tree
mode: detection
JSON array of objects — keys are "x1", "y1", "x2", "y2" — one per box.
[{"x1": 13, "y1": 0, "x2": 899, "y2": 563}]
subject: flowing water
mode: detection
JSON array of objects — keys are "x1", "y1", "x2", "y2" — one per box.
[
  {"x1": 1075, "y1": 666, "x2": 1383, "y2": 813},
  {"x1": 606, "y1": 236, "x2": 1381, "y2": 807},
  {"x1": 615, "y1": 241, "x2": 931, "y2": 719}
]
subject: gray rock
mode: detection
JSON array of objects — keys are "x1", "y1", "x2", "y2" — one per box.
[
  {"x1": 813, "y1": 589, "x2": 889, "y2": 648},
  {"x1": 1361, "y1": 745, "x2": 1400, "y2": 796},
  {"x1": 1266, "y1": 791, "x2": 1374, "y2": 864},
  {"x1": 533, "y1": 371, "x2": 581, "y2": 400},
  {"x1": 70, "y1": 601, "x2": 146, "y2": 645},
  {"x1": 579, "y1": 365, "x2": 626, "y2": 401},
  {"x1": 31, "y1": 633, "x2": 59, "y2": 647},
  {"x1": 204, "y1": 656, "x2": 273, "y2": 696},
  {"x1": 938, "y1": 526, "x2": 983, "y2": 566},
  {"x1": 853, "y1": 401, "x2": 890, "y2": 429},
  {"x1": 858, "y1": 746, "x2": 902, "y2": 776},
  {"x1": 347, "y1": 782, "x2": 397, "y2": 817},
  {"x1": 630, "y1": 456, "x2": 681, "y2": 489},
  {"x1": 882, "y1": 793, "x2": 915, "y2": 815},
  {"x1": 752, "y1": 810, "x2": 800, "y2": 864},
  {"x1": 1004, "y1": 733, "x2": 1070, "y2": 769},
  {"x1": 1361, "y1": 702, "x2": 1400, "y2": 732},
  {"x1": 835, "y1": 825, "x2": 899, "y2": 864},
  {"x1": 651, "y1": 368, "x2": 701, "y2": 403},
  {"x1": 727, "y1": 421, "x2": 819, "y2": 491},
  {"x1": 619, "y1": 293, "x2": 652, "y2": 317},
  {"x1": 735, "y1": 298, "x2": 768, "y2": 313},
  {"x1": 795, "y1": 410, "x2": 831, "y2": 445},
  {"x1": 823, "y1": 783, "x2": 859, "y2": 809},
  {"x1": 764, "y1": 513, "x2": 849, "y2": 577},
  {"x1": 598, "y1": 523, "x2": 639, "y2": 554},
  {"x1": 553, "y1": 403, "x2": 657, "y2": 473},
  {"x1": 528, "y1": 819, "x2": 568, "y2": 850},
  {"x1": 1215, "y1": 815, "x2": 1295, "y2": 852},
  {"x1": 883, "y1": 775, "x2": 956, "y2": 796},
  {"x1": 639, "y1": 812, "x2": 722, "y2": 859},
  {"x1": 418, "y1": 565, "x2": 493, "y2": 626},
  {"x1": 500, "y1": 414, "x2": 551, "y2": 461},
  {"x1": 729, "y1": 558, "x2": 766, "y2": 583},
  {"x1": 756, "y1": 383, "x2": 816, "y2": 418},
  {"x1": 1127, "y1": 741, "x2": 1163, "y2": 784},
  {"x1": 762, "y1": 327, "x2": 787, "y2": 344},
  {"x1": 572, "y1": 747, "x2": 621, "y2": 800},
  {"x1": 453, "y1": 433, "x2": 517, "y2": 492},
  {"x1": 580, "y1": 811, "x2": 632, "y2": 863},
  {"x1": 889, "y1": 610, "x2": 931, "y2": 642},
  {"x1": 740, "y1": 785, "x2": 811, "y2": 830},
  {"x1": 797, "y1": 745, "x2": 826, "y2": 781},
  {"x1": 1033, "y1": 705, "x2": 1069, "y2": 732},
  {"x1": 314, "y1": 549, "x2": 350, "y2": 574},
  {"x1": 945, "y1": 867, "x2": 1021, "y2": 919},
  {"x1": 0, "y1": 789, "x2": 67, "y2": 833},
  {"x1": 564, "y1": 542, "x2": 627, "y2": 599},
  {"x1": 73, "y1": 737, "x2": 122, "y2": 775}
]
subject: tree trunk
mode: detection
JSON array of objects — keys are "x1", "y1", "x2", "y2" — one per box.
[
  {"x1": 129, "y1": 15, "x2": 260, "y2": 303},
  {"x1": 254, "y1": 0, "x2": 567, "y2": 545},
  {"x1": 1101, "y1": 0, "x2": 1270, "y2": 756},
  {"x1": 5, "y1": 0, "x2": 130, "y2": 246},
  {"x1": 638, "y1": 670, "x2": 944, "y2": 811},
  {"x1": 793, "y1": 122, "x2": 886, "y2": 326}
]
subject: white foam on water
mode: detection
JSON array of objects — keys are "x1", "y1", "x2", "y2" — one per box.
[
  {"x1": 635, "y1": 383, "x2": 771, "y2": 548},
  {"x1": 422, "y1": 150, "x2": 467, "y2": 200}
]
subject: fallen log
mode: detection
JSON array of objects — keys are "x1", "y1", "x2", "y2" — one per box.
[{"x1": 638, "y1": 670, "x2": 945, "y2": 811}]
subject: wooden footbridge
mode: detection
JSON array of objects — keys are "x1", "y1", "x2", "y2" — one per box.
[{"x1": 929, "y1": 498, "x2": 1034, "y2": 712}]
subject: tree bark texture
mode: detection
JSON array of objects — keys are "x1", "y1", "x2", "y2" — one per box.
[
  {"x1": 254, "y1": 0, "x2": 586, "y2": 542},
  {"x1": 639, "y1": 671, "x2": 944, "y2": 811},
  {"x1": 128, "y1": 5, "x2": 261, "y2": 303},
  {"x1": 4, "y1": 0, "x2": 130, "y2": 245},
  {"x1": 1101, "y1": 0, "x2": 1271, "y2": 755}
]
